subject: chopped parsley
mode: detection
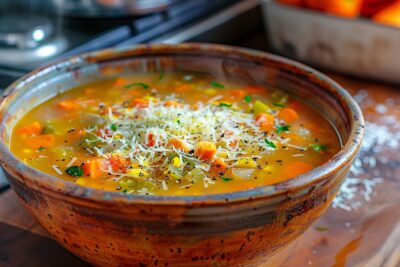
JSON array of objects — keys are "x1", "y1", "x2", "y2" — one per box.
[
  {"x1": 110, "y1": 123, "x2": 117, "y2": 131},
  {"x1": 176, "y1": 119, "x2": 181, "y2": 125},
  {"x1": 65, "y1": 166, "x2": 83, "y2": 177},
  {"x1": 219, "y1": 102, "x2": 232, "y2": 108},
  {"x1": 310, "y1": 143, "x2": 328, "y2": 152},
  {"x1": 273, "y1": 102, "x2": 285, "y2": 108},
  {"x1": 264, "y1": 139, "x2": 276, "y2": 149},
  {"x1": 276, "y1": 125, "x2": 290, "y2": 134},
  {"x1": 124, "y1": 82, "x2": 149, "y2": 90},
  {"x1": 221, "y1": 177, "x2": 234, "y2": 182},
  {"x1": 38, "y1": 146, "x2": 46, "y2": 151},
  {"x1": 244, "y1": 95, "x2": 252, "y2": 102},
  {"x1": 210, "y1": 81, "x2": 224, "y2": 89}
]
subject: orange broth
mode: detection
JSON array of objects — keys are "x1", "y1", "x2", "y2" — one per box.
[{"x1": 10, "y1": 72, "x2": 340, "y2": 196}]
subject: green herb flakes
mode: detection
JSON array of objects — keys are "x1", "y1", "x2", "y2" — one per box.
[
  {"x1": 110, "y1": 123, "x2": 117, "y2": 131},
  {"x1": 276, "y1": 125, "x2": 290, "y2": 134},
  {"x1": 38, "y1": 146, "x2": 46, "y2": 151},
  {"x1": 244, "y1": 95, "x2": 252, "y2": 102},
  {"x1": 273, "y1": 102, "x2": 285, "y2": 108},
  {"x1": 219, "y1": 102, "x2": 232, "y2": 108},
  {"x1": 264, "y1": 139, "x2": 276, "y2": 149},
  {"x1": 210, "y1": 81, "x2": 224, "y2": 89},
  {"x1": 310, "y1": 144, "x2": 328, "y2": 152},
  {"x1": 124, "y1": 82, "x2": 149, "y2": 90},
  {"x1": 221, "y1": 177, "x2": 234, "y2": 182},
  {"x1": 65, "y1": 166, "x2": 83, "y2": 177}
]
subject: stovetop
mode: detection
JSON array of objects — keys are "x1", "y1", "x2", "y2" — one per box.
[{"x1": 0, "y1": 0, "x2": 262, "y2": 88}]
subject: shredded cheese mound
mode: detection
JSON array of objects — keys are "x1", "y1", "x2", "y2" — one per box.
[{"x1": 83, "y1": 98, "x2": 280, "y2": 183}]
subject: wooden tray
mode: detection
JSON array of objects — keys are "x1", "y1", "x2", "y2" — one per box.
[{"x1": 1, "y1": 73, "x2": 399, "y2": 266}]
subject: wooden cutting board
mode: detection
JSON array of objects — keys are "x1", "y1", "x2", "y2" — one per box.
[{"x1": 1, "y1": 74, "x2": 399, "y2": 267}]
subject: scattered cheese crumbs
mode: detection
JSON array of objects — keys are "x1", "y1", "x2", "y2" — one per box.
[
  {"x1": 66, "y1": 157, "x2": 77, "y2": 168},
  {"x1": 332, "y1": 90, "x2": 399, "y2": 211},
  {"x1": 52, "y1": 165, "x2": 63, "y2": 175}
]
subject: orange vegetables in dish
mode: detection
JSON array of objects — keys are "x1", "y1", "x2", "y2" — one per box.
[
  {"x1": 277, "y1": 0, "x2": 400, "y2": 19},
  {"x1": 11, "y1": 72, "x2": 340, "y2": 196}
]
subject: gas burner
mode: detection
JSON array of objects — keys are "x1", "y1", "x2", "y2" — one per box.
[
  {"x1": 0, "y1": 15, "x2": 54, "y2": 49},
  {"x1": 0, "y1": 15, "x2": 67, "y2": 69}
]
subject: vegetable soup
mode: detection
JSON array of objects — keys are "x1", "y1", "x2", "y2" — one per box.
[{"x1": 10, "y1": 73, "x2": 341, "y2": 196}]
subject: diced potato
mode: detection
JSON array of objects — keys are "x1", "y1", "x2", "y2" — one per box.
[
  {"x1": 171, "y1": 157, "x2": 181, "y2": 168},
  {"x1": 204, "y1": 88, "x2": 217, "y2": 95},
  {"x1": 236, "y1": 158, "x2": 257, "y2": 168},
  {"x1": 253, "y1": 100, "x2": 271, "y2": 114},
  {"x1": 195, "y1": 142, "x2": 217, "y2": 161}
]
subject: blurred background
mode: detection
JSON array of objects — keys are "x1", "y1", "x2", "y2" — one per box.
[{"x1": 0, "y1": 0, "x2": 399, "y2": 88}]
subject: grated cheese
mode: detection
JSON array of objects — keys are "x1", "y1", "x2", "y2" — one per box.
[{"x1": 332, "y1": 90, "x2": 398, "y2": 211}]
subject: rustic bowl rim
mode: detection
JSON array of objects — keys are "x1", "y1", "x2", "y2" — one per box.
[{"x1": 0, "y1": 43, "x2": 364, "y2": 205}]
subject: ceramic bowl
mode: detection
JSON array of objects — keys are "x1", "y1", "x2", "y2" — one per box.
[{"x1": 0, "y1": 43, "x2": 363, "y2": 267}]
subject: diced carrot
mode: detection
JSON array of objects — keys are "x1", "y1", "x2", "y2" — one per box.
[
  {"x1": 57, "y1": 100, "x2": 79, "y2": 111},
  {"x1": 278, "y1": 108, "x2": 299, "y2": 123},
  {"x1": 211, "y1": 158, "x2": 227, "y2": 174},
  {"x1": 195, "y1": 142, "x2": 217, "y2": 161},
  {"x1": 168, "y1": 138, "x2": 189, "y2": 152},
  {"x1": 109, "y1": 155, "x2": 127, "y2": 173},
  {"x1": 255, "y1": 113, "x2": 275, "y2": 132},
  {"x1": 17, "y1": 121, "x2": 42, "y2": 135},
  {"x1": 229, "y1": 139, "x2": 239, "y2": 147},
  {"x1": 372, "y1": 1, "x2": 400, "y2": 27},
  {"x1": 284, "y1": 162, "x2": 313, "y2": 178},
  {"x1": 255, "y1": 113, "x2": 274, "y2": 123},
  {"x1": 230, "y1": 89, "x2": 246, "y2": 98},
  {"x1": 245, "y1": 85, "x2": 265, "y2": 94},
  {"x1": 260, "y1": 121, "x2": 275, "y2": 132},
  {"x1": 83, "y1": 159, "x2": 106, "y2": 179},
  {"x1": 164, "y1": 100, "x2": 181, "y2": 107},
  {"x1": 174, "y1": 84, "x2": 191, "y2": 93},
  {"x1": 147, "y1": 133, "x2": 156, "y2": 147},
  {"x1": 130, "y1": 98, "x2": 149, "y2": 108},
  {"x1": 25, "y1": 134, "x2": 55, "y2": 148},
  {"x1": 114, "y1": 77, "x2": 127, "y2": 86}
]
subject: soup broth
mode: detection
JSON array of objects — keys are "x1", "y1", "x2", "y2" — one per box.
[{"x1": 11, "y1": 72, "x2": 340, "y2": 196}]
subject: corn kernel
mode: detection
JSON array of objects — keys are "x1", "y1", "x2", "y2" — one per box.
[
  {"x1": 237, "y1": 158, "x2": 257, "y2": 168},
  {"x1": 172, "y1": 157, "x2": 181, "y2": 168},
  {"x1": 217, "y1": 151, "x2": 229, "y2": 159},
  {"x1": 205, "y1": 88, "x2": 217, "y2": 95}
]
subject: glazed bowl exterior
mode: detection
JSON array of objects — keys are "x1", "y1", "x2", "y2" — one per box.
[{"x1": 0, "y1": 43, "x2": 364, "y2": 267}]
